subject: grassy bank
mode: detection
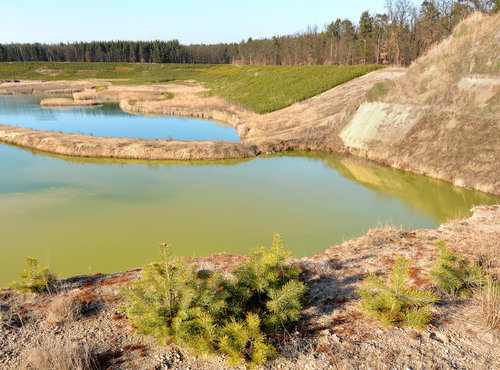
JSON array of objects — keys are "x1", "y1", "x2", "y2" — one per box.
[{"x1": 0, "y1": 62, "x2": 383, "y2": 113}]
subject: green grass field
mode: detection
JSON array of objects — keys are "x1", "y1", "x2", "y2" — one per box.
[{"x1": 0, "y1": 62, "x2": 383, "y2": 113}]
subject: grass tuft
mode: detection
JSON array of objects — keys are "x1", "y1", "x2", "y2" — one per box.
[{"x1": 22, "y1": 332, "x2": 97, "y2": 370}]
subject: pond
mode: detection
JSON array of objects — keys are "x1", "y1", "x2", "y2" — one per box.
[
  {"x1": 0, "y1": 95, "x2": 240, "y2": 141},
  {"x1": 0, "y1": 141, "x2": 498, "y2": 286}
]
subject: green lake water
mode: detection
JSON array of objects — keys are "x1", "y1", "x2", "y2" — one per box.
[{"x1": 0, "y1": 99, "x2": 498, "y2": 286}]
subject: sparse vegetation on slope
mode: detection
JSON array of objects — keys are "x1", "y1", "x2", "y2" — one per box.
[{"x1": 0, "y1": 62, "x2": 382, "y2": 113}]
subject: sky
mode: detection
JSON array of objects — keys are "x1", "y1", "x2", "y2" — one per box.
[{"x1": 1, "y1": 0, "x2": 387, "y2": 45}]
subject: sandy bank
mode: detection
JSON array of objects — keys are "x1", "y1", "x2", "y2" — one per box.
[{"x1": 40, "y1": 98, "x2": 102, "y2": 107}]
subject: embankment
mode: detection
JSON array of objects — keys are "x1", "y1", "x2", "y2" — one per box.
[{"x1": 340, "y1": 12, "x2": 500, "y2": 195}]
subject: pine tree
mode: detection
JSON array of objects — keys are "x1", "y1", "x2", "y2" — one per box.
[
  {"x1": 357, "y1": 256, "x2": 438, "y2": 329},
  {"x1": 119, "y1": 235, "x2": 306, "y2": 366},
  {"x1": 10, "y1": 256, "x2": 57, "y2": 294},
  {"x1": 430, "y1": 241, "x2": 487, "y2": 295}
]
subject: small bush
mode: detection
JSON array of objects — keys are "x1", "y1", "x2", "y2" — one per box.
[
  {"x1": 357, "y1": 256, "x2": 439, "y2": 329},
  {"x1": 430, "y1": 241, "x2": 487, "y2": 296},
  {"x1": 10, "y1": 256, "x2": 57, "y2": 294},
  {"x1": 162, "y1": 92, "x2": 175, "y2": 99},
  {"x1": 94, "y1": 85, "x2": 108, "y2": 92},
  {"x1": 119, "y1": 235, "x2": 306, "y2": 366}
]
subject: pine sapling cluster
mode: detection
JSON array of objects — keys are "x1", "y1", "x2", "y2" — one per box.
[
  {"x1": 357, "y1": 256, "x2": 439, "y2": 329},
  {"x1": 119, "y1": 235, "x2": 306, "y2": 366},
  {"x1": 430, "y1": 241, "x2": 487, "y2": 296},
  {"x1": 10, "y1": 256, "x2": 57, "y2": 294}
]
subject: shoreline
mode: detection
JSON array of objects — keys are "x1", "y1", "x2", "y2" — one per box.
[{"x1": 0, "y1": 70, "x2": 499, "y2": 196}]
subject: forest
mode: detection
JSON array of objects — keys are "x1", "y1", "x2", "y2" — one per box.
[{"x1": 0, "y1": 0, "x2": 497, "y2": 66}]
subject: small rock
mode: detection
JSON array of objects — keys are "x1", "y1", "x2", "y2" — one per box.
[{"x1": 331, "y1": 334, "x2": 341, "y2": 344}]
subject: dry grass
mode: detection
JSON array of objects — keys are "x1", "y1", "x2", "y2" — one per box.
[
  {"x1": 362, "y1": 223, "x2": 405, "y2": 247},
  {"x1": 40, "y1": 98, "x2": 101, "y2": 107},
  {"x1": 478, "y1": 277, "x2": 500, "y2": 331},
  {"x1": 45, "y1": 294, "x2": 81, "y2": 326},
  {"x1": 472, "y1": 242, "x2": 500, "y2": 279},
  {"x1": 22, "y1": 332, "x2": 97, "y2": 370},
  {"x1": 472, "y1": 242, "x2": 500, "y2": 331},
  {"x1": 94, "y1": 85, "x2": 108, "y2": 92}
]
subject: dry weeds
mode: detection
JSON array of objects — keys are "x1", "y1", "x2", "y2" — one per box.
[
  {"x1": 21, "y1": 332, "x2": 97, "y2": 370},
  {"x1": 45, "y1": 294, "x2": 81, "y2": 327},
  {"x1": 479, "y1": 277, "x2": 500, "y2": 331},
  {"x1": 40, "y1": 98, "x2": 102, "y2": 107}
]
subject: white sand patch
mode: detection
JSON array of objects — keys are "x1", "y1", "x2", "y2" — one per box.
[
  {"x1": 340, "y1": 103, "x2": 420, "y2": 149},
  {"x1": 457, "y1": 76, "x2": 500, "y2": 90}
]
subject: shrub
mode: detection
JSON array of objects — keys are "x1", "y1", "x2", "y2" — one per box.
[
  {"x1": 430, "y1": 241, "x2": 487, "y2": 296},
  {"x1": 119, "y1": 235, "x2": 306, "y2": 366},
  {"x1": 357, "y1": 256, "x2": 439, "y2": 329},
  {"x1": 94, "y1": 85, "x2": 108, "y2": 92},
  {"x1": 10, "y1": 256, "x2": 57, "y2": 294}
]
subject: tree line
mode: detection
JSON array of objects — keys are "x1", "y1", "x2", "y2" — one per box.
[{"x1": 1, "y1": 0, "x2": 497, "y2": 66}]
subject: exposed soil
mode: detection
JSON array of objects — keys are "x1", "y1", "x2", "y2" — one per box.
[{"x1": 1, "y1": 206, "x2": 498, "y2": 369}]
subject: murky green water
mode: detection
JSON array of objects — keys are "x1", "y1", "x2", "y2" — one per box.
[{"x1": 1, "y1": 142, "x2": 498, "y2": 286}]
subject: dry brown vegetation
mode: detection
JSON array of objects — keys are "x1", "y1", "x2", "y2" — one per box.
[
  {"x1": 40, "y1": 97, "x2": 102, "y2": 107},
  {"x1": 479, "y1": 277, "x2": 500, "y2": 331},
  {"x1": 45, "y1": 294, "x2": 81, "y2": 327},
  {"x1": 22, "y1": 332, "x2": 97, "y2": 370}
]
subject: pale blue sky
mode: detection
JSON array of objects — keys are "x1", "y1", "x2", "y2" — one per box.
[{"x1": 1, "y1": 0, "x2": 387, "y2": 44}]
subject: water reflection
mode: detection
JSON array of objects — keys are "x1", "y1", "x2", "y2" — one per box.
[{"x1": 0, "y1": 95, "x2": 240, "y2": 141}]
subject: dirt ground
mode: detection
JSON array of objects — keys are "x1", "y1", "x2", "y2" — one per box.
[{"x1": 1, "y1": 206, "x2": 499, "y2": 369}]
